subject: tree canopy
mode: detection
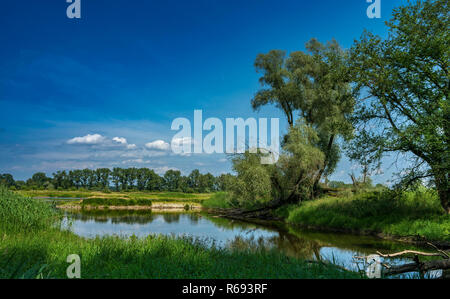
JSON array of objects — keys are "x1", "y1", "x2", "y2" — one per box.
[
  {"x1": 348, "y1": 0, "x2": 449, "y2": 212},
  {"x1": 252, "y1": 38, "x2": 355, "y2": 195},
  {"x1": 1, "y1": 168, "x2": 230, "y2": 194}
]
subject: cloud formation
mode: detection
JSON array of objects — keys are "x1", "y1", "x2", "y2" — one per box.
[
  {"x1": 67, "y1": 134, "x2": 137, "y2": 149},
  {"x1": 113, "y1": 136, "x2": 136, "y2": 149},
  {"x1": 145, "y1": 140, "x2": 170, "y2": 151},
  {"x1": 67, "y1": 134, "x2": 106, "y2": 145},
  {"x1": 112, "y1": 137, "x2": 127, "y2": 144}
]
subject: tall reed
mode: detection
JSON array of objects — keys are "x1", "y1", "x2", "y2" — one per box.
[{"x1": 0, "y1": 186, "x2": 61, "y2": 232}]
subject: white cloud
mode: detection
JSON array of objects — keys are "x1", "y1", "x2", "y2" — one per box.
[
  {"x1": 67, "y1": 134, "x2": 106, "y2": 145},
  {"x1": 113, "y1": 136, "x2": 136, "y2": 150},
  {"x1": 145, "y1": 140, "x2": 170, "y2": 151},
  {"x1": 112, "y1": 137, "x2": 127, "y2": 144}
]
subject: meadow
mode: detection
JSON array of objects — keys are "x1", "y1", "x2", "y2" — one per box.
[{"x1": 18, "y1": 189, "x2": 211, "y2": 203}]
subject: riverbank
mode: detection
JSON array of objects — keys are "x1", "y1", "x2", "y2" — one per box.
[
  {"x1": 0, "y1": 229, "x2": 361, "y2": 279},
  {"x1": 203, "y1": 190, "x2": 450, "y2": 246},
  {"x1": 59, "y1": 202, "x2": 202, "y2": 212},
  {"x1": 18, "y1": 189, "x2": 212, "y2": 203},
  {"x1": 21, "y1": 190, "x2": 206, "y2": 211}
]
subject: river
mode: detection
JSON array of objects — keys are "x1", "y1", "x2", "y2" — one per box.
[{"x1": 59, "y1": 208, "x2": 443, "y2": 279}]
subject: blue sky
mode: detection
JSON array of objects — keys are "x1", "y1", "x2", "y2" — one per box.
[{"x1": 0, "y1": 0, "x2": 410, "y2": 183}]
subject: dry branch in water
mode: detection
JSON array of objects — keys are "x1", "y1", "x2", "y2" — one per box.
[
  {"x1": 384, "y1": 259, "x2": 450, "y2": 276},
  {"x1": 369, "y1": 243, "x2": 450, "y2": 277},
  {"x1": 376, "y1": 250, "x2": 443, "y2": 258}
]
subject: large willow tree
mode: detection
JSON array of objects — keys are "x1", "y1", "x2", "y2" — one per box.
[
  {"x1": 349, "y1": 0, "x2": 449, "y2": 212},
  {"x1": 252, "y1": 39, "x2": 355, "y2": 195}
]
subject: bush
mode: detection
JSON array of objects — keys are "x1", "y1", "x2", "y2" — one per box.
[
  {"x1": 184, "y1": 188, "x2": 195, "y2": 193},
  {"x1": 202, "y1": 192, "x2": 232, "y2": 209},
  {"x1": 335, "y1": 189, "x2": 354, "y2": 198}
]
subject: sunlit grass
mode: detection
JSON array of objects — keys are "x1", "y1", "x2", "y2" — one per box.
[
  {"x1": 17, "y1": 190, "x2": 212, "y2": 207},
  {"x1": 0, "y1": 230, "x2": 361, "y2": 279},
  {"x1": 202, "y1": 192, "x2": 232, "y2": 209},
  {"x1": 81, "y1": 197, "x2": 153, "y2": 207},
  {"x1": 0, "y1": 187, "x2": 62, "y2": 233},
  {"x1": 285, "y1": 189, "x2": 449, "y2": 242},
  {"x1": 17, "y1": 189, "x2": 211, "y2": 202}
]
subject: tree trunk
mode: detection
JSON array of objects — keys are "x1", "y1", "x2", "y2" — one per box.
[
  {"x1": 434, "y1": 171, "x2": 449, "y2": 214},
  {"x1": 313, "y1": 135, "x2": 335, "y2": 197},
  {"x1": 438, "y1": 187, "x2": 449, "y2": 214}
]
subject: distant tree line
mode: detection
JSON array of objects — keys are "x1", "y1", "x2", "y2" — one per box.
[{"x1": 0, "y1": 168, "x2": 236, "y2": 193}]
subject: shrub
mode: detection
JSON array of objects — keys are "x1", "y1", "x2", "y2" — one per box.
[{"x1": 202, "y1": 192, "x2": 232, "y2": 209}]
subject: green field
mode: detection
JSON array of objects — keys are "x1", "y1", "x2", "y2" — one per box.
[{"x1": 18, "y1": 189, "x2": 211, "y2": 202}]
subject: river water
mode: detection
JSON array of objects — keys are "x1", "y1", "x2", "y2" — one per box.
[{"x1": 60, "y1": 208, "x2": 443, "y2": 279}]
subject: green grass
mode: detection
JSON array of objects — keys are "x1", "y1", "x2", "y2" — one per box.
[
  {"x1": 17, "y1": 190, "x2": 211, "y2": 203},
  {"x1": 201, "y1": 192, "x2": 233, "y2": 209},
  {"x1": 283, "y1": 189, "x2": 450, "y2": 242},
  {"x1": 0, "y1": 230, "x2": 360, "y2": 279},
  {"x1": 0, "y1": 187, "x2": 62, "y2": 232},
  {"x1": 81, "y1": 198, "x2": 152, "y2": 207}
]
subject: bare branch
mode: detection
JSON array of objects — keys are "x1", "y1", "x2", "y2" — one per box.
[
  {"x1": 427, "y1": 243, "x2": 450, "y2": 259},
  {"x1": 376, "y1": 250, "x2": 443, "y2": 258}
]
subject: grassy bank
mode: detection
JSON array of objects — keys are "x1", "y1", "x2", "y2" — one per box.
[
  {"x1": 81, "y1": 197, "x2": 153, "y2": 207},
  {"x1": 281, "y1": 189, "x2": 450, "y2": 242},
  {"x1": 17, "y1": 190, "x2": 211, "y2": 203},
  {"x1": 203, "y1": 189, "x2": 449, "y2": 243},
  {"x1": 0, "y1": 230, "x2": 360, "y2": 279},
  {"x1": 19, "y1": 189, "x2": 210, "y2": 210},
  {"x1": 201, "y1": 192, "x2": 232, "y2": 209},
  {"x1": 0, "y1": 187, "x2": 358, "y2": 279}
]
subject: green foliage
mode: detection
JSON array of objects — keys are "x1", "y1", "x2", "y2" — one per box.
[
  {"x1": 215, "y1": 173, "x2": 236, "y2": 192},
  {"x1": 276, "y1": 122, "x2": 326, "y2": 201},
  {"x1": 163, "y1": 169, "x2": 182, "y2": 191},
  {"x1": 230, "y1": 152, "x2": 274, "y2": 208},
  {"x1": 252, "y1": 39, "x2": 356, "y2": 190},
  {"x1": 202, "y1": 192, "x2": 232, "y2": 209},
  {"x1": 0, "y1": 174, "x2": 15, "y2": 188},
  {"x1": 349, "y1": 0, "x2": 449, "y2": 212},
  {"x1": 286, "y1": 189, "x2": 449, "y2": 241},
  {"x1": 0, "y1": 187, "x2": 61, "y2": 232},
  {"x1": 9, "y1": 167, "x2": 232, "y2": 194},
  {"x1": 228, "y1": 122, "x2": 326, "y2": 208}
]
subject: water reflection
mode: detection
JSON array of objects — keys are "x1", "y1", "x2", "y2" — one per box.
[{"x1": 64, "y1": 210, "x2": 442, "y2": 279}]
